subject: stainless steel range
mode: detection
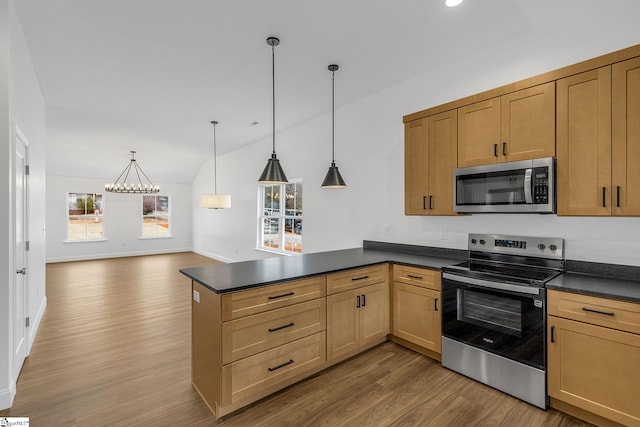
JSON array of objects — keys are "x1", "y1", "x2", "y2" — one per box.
[{"x1": 441, "y1": 233, "x2": 564, "y2": 409}]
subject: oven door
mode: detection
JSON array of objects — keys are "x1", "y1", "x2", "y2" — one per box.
[{"x1": 441, "y1": 272, "x2": 546, "y2": 370}]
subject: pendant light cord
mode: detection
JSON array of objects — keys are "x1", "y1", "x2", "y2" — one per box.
[
  {"x1": 271, "y1": 43, "x2": 276, "y2": 155},
  {"x1": 331, "y1": 68, "x2": 335, "y2": 162},
  {"x1": 212, "y1": 121, "x2": 218, "y2": 194}
]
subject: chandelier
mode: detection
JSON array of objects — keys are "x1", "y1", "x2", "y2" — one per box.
[{"x1": 105, "y1": 150, "x2": 160, "y2": 194}]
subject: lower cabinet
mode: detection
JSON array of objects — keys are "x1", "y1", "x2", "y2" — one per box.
[
  {"x1": 547, "y1": 290, "x2": 640, "y2": 426},
  {"x1": 391, "y1": 265, "x2": 442, "y2": 357},
  {"x1": 326, "y1": 282, "x2": 390, "y2": 361}
]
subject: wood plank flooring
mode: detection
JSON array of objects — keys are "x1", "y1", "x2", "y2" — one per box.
[{"x1": 1, "y1": 253, "x2": 593, "y2": 426}]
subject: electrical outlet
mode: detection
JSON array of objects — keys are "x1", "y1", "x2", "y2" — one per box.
[
  {"x1": 193, "y1": 290, "x2": 200, "y2": 303},
  {"x1": 440, "y1": 229, "x2": 448, "y2": 240}
]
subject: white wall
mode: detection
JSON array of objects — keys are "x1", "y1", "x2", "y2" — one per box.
[
  {"x1": 46, "y1": 176, "x2": 192, "y2": 262},
  {"x1": 1, "y1": 0, "x2": 47, "y2": 409},
  {"x1": 191, "y1": 16, "x2": 640, "y2": 266}
]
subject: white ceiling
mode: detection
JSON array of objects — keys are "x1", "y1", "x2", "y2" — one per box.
[{"x1": 13, "y1": 0, "x2": 640, "y2": 184}]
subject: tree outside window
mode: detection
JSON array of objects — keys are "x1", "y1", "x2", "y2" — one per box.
[
  {"x1": 67, "y1": 192, "x2": 103, "y2": 241},
  {"x1": 142, "y1": 195, "x2": 171, "y2": 237},
  {"x1": 259, "y1": 180, "x2": 302, "y2": 253}
]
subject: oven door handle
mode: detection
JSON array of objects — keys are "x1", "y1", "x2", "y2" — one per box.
[{"x1": 442, "y1": 272, "x2": 541, "y2": 296}]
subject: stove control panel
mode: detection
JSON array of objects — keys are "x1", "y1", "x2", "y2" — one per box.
[{"x1": 469, "y1": 233, "x2": 564, "y2": 259}]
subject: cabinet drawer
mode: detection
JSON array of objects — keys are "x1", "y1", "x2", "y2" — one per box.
[
  {"x1": 326, "y1": 264, "x2": 388, "y2": 295},
  {"x1": 221, "y1": 276, "x2": 326, "y2": 321},
  {"x1": 393, "y1": 265, "x2": 440, "y2": 290},
  {"x1": 222, "y1": 299, "x2": 326, "y2": 364},
  {"x1": 221, "y1": 332, "x2": 326, "y2": 406},
  {"x1": 548, "y1": 290, "x2": 640, "y2": 334}
]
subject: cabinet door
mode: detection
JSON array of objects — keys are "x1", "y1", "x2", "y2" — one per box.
[
  {"x1": 405, "y1": 118, "x2": 429, "y2": 215},
  {"x1": 428, "y1": 110, "x2": 458, "y2": 215},
  {"x1": 548, "y1": 316, "x2": 640, "y2": 426},
  {"x1": 556, "y1": 67, "x2": 612, "y2": 216},
  {"x1": 392, "y1": 283, "x2": 441, "y2": 353},
  {"x1": 326, "y1": 289, "x2": 360, "y2": 361},
  {"x1": 501, "y1": 82, "x2": 556, "y2": 162},
  {"x1": 358, "y1": 282, "x2": 390, "y2": 347},
  {"x1": 613, "y1": 56, "x2": 640, "y2": 216},
  {"x1": 457, "y1": 97, "x2": 501, "y2": 167}
]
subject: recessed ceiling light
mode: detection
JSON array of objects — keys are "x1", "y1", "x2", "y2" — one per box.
[
  {"x1": 445, "y1": 0, "x2": 463, "y2": 7},
  {"x1": 250, "y1": 121, "x2": 259, "y2": 126}
]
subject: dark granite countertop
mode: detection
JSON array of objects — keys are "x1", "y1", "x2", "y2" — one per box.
[
  {"x1": 180, "y1": 247, "x2": 463, "y2": 294},
  {"x1": 547, "y1": 272, "x2": 640, "y2": 303}
]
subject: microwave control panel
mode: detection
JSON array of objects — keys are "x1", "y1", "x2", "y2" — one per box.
[{"x1": 533, "y1": 167, "x2": 549, "y2": 204}]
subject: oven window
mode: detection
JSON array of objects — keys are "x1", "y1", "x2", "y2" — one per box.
[{"x1": 457, "y1": 289, "x2": 522, "y2": 337}]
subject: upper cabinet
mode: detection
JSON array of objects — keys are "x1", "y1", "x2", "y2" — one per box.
[
  {"x1": 457, "y1": 82, "x2": 556, "y2": 167},
  {"x1": 404, "y1": 109, "x2": 457, "y2": 215},
  {"x1": 557, "y1": 57, "x2": 640, "y2": 216}
]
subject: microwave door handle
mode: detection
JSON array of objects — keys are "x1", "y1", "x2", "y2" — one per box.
[{"x1": 524, "y1": 168, "x2": 533, "y2": 203}]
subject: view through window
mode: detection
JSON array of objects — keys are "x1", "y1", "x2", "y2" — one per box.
[
  {"x1": 67, "y1": 192, "x2": 103, "y2": 241},
  {"x1": 142, "y1": 195, "x2": 171, "y2": 237},
  {"x1": 259, "y1": 181, "x2": 302, "y2": 253}
]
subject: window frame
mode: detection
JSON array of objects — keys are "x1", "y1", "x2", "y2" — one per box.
[
  {"x1": 65, "y1": 192, "x2": 105, "y2": 242},
  {"x1": 141, "y1": 194, "x2": 172, "y2": 239},
  {"x1": 257, "y1": 179, "x2": 303, "y2": 254}
]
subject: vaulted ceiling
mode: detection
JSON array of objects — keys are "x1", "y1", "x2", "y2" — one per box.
[{"x1": 14, "y1": 0, "x2": 640, "y2": 183}]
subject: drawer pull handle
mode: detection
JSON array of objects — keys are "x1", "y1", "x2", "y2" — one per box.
[
  {"x1": 268, "y1": 291, "x2": 295, "y2": 300},
  {"x1": 502, "y1": 142, "x2": 507, "y2": 156},
  {"x1": 407, "y1": 274, "x2": 423, "y2": 280},
  {"x1": 617, "y1": 186, "x2": 621, "y2": 207},
  {"x1": 351, "y1": 275, "x2": 369, "y2": 282},
  {"x1": 423, "y1": 196, "x2": 427, "y2": 210},
  {"x1": 582, "y1": 307, "x2": 615, "y2": 317},
  {"x1": 268, "y1": 359, "x2": 294, "y2": 372},
  {"x1": 268, "y1": 322, "x2": 295, "y2": 333},
  {"x1": 429, "y1": 195, "x2": 433, "y2": 210},
  {"x1": 362, "y1": 294, "x2": 366, "y2": 307},
  {"x1": 434, "y1": 298, "x2": 438, "y2": 311},
  {"x1": 356, "y1": 295, "x2": 361, "y2": 308},
  {"x1": 493, "y1": 143, "x2": 498, "y2": 157},
  {"x1": 602, "y1": 187, "x2": 606, "y2": 208},
  {"x1": 550, "y1": 326, "x2": 555, "y2": 343}
]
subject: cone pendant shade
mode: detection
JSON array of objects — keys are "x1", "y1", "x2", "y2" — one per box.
[
  {"x1": 321, "y1": 162, "x2": 346, "y2": 188},
  {"x1": 259, "y1": 153, "x2": 288, "y2": 184}
]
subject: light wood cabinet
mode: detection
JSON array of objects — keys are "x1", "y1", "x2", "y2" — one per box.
[
  {"x1": 547, "y1": 290, "x2": 640, "y2": 426},
  {"x1": 191, "y1": 277, "x2": 327, "y2": 419},
  {"x1": 326, "y1": 265, "x2": 390, "y2": 362},
  {"x1": 458, "y1": 82, "x2": 555, "y2": 167},
  {"x1": 557, "y1": 56, "x2": 640, "y2": 216},
  {"x1": 404, "y1": 109, "x2": 457, "y2": 216},
  {"x1": 391, "y1": 265, "x2": 441, "y2": 356}
]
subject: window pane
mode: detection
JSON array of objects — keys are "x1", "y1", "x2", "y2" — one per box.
[
  {"x1": 142, "y1": 195, "x2": 171, "y2": 237},
  {"x1": 284, "y1": 219, "x2": 302, "y2": 253},
  {"x1": 263, "y1": 185, "x2": 280, "y2": 216},
  {"x1": 262, "y1": 217, "x2": 280, "y2": 249},
  {"x1": 67, "y1": 192, "x2": 103, "y2": 241}
]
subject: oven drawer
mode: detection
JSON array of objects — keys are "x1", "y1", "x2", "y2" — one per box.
[
  {"x1": 221, "y1": 299, "x2": 326, "y2": 364},
  {"x1": 221, "y1": 332, "x2": 326, "y2": 406},
  {"x1": 393, "y1": 265, "x2": 440, "y2": 290},
  {"x1": 326, "y1": 264, "x2": 388, "y2": 295},
  {"x1": 221, "y1": 276, "x2": 326, "y2": 321},
  {"x1": 548, "y1": 290, "x2": 640, "y2": 335}
]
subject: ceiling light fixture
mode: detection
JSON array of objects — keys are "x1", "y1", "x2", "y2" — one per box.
[
  {"x1": 105, "y1": 150, "x2": 159, "y2": 193},
  {"x1": 321, "y1": 64, "x2": 346, "y2": 189},
  {"x1": 445, "y1": 0, "x2": 463, "y2": 7},
  {"x1": 201, "y1": 121, "x2": 231, "y2": 209},
  {"x1": 258, "y1": 36, "x2": 289, "y2": 184}
]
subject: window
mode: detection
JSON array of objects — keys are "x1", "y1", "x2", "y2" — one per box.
[
  {"x1": 67, "y1": 192, "x2": 103, "y2": 241},
  {"x1": 142, "y1": 195, "x2": 171, "y2": 237},
  {"x1": 259, "y1": 180, "x2": 302, "y2": 253}
]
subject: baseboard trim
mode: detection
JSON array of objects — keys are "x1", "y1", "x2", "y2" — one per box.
[
  {"x1": 27, "y1": 296, "x2": 47, "y2": 355},
  {"x1": 46, "y1": 248, "x2": 194, "y2": 263},
  {"x1": 0, "y1": 381, "x2": 16, "y2": 411},
  {"x1": 192, "y1": 248, "x2": 233, "y2": 263}
]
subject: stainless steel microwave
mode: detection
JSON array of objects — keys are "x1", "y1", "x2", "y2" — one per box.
[{"x1": 454, "y1": 157, "x2": 556, "y2": 213}]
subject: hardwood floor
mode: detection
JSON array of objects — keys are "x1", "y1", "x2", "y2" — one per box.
[{"x1": 1, "y1": 253, "x2": 593, "y2": 426}]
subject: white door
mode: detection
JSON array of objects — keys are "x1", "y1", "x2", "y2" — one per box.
[{"x1": 14, "y1": 127, "x2": 29, "y2": 380}]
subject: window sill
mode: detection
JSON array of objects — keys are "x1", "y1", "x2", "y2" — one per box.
[
  {"x1": 139, "y1": 236, "x2": 173, "y2": 240},
  {"x1": 255, "y1": 247, "x2": 300, "y2": 256},
  {"x1": 63, "y1": 239, "x2": 108, "y2": 243}
]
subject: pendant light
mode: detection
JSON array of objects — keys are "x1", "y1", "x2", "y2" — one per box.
[
  {"x1": 258, "y1": 36, "x2": 289, "y2": 184},
  {"x1": 201, "y1": 121, "x2": 231, "y2": 209},
  {"x1": 321, "y1": 64, "x2": 347, "y2": 189},
  {"x1": 105, "y1": 151, "x2": 160, "y2": 193}
]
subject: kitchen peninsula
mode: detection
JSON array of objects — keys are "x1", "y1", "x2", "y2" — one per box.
[{"x1": 179, "y1": 243, "x2": 464, "y2": 418}]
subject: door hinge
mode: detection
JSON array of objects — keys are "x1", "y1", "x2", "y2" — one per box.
[
  {"x1": 26, "y1": 317, "x2": 30, "y2": 327},
  {"x1": 25, "y1": 165, "x2": 30, "y2": 175},
  {"x1": 26, "y1": 241, "x2": 30, "y2": 251}
]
